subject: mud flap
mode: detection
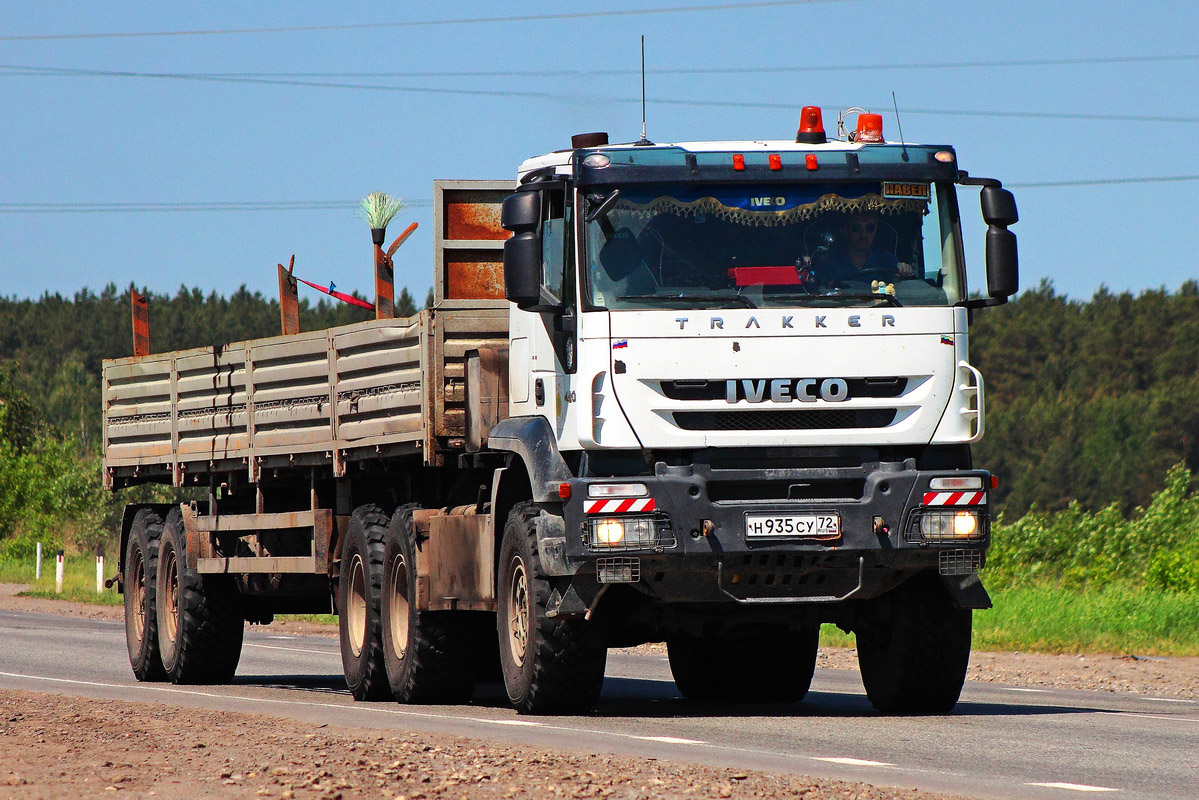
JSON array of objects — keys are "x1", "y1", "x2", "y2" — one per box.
[{"x1": 941, "y1": 572, "x2": 992, "y2": 610}]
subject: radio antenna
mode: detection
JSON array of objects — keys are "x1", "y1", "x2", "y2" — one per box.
[
  {"x1": 635, "y1": 35, "x2": 653, "y2": 146},
  {"x1": 891, "y1": 91, "x2": 909, "y2": 162}
]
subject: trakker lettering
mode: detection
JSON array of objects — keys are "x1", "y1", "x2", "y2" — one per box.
[{"x1": 725, "y1": 378, "x2": 850, "y2": 403}]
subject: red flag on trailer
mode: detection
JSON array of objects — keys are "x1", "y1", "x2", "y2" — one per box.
[{"x1": 295, "y1": 276, "x2": 376, "y2": 311}]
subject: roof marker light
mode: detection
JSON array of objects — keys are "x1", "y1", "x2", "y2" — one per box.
[
  {"x1": 732, "y1": 154, "x2": 746, "y2": 171},
  {"x1": 935, "y1": 151, "x2": 955, "y2": 163},
  {"x1": 796, "y1": 106, "x2": 827, "y2": 144},
  {"x1": 806, "y1": 154, "x2": 818, "y2": 171},
  {"x1": 768, "y1": 154, "x2": 782, "y2": 170},
  {"x1": 855, "y1": 113, "x2": 884, "y2": 143}
]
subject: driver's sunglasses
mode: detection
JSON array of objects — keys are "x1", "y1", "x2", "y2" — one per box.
[{"x1": 851, "y1": 222, "x2": 878, "y2": 233}]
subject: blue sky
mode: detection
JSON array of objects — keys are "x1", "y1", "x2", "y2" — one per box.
[{"x1": 1, "y1": 0, "x2": 1196, "y2": 304}]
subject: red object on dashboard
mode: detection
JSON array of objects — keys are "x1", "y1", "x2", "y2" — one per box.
[{"x1": 727, "y1": 266, "x2": 801, "y2": 286}]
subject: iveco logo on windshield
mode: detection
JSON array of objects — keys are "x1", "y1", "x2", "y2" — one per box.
[{"x1": 726, "y1": 378, "x2": 850, "y2": 403}]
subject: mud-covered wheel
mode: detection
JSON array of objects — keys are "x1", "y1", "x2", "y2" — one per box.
[
  {"x1": 380, "y1": 504, "x2": 478, "y2": 703},
  {"x1": 856, "y1": 572, "x2": 972, "y2": 713},
  {"x1": 497, "y1": 501, "x2": 607, "y2": 715},
  {"x1": 667, "y1": 626, "x2": 819, "y2": 703},
  {"x1": 124, "y1": 508, "x2": 167, "y2": 681},
  {"x1": 338, "y1": 504, "x2": 392, "y2": 700},
  {"x1": 156, "y1": 508, "x2": 244, "y2": 684}
]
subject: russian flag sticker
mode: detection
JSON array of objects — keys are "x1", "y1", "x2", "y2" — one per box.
[{"x1": 613, "y1": 339, "x2": 628, "y2": 349}]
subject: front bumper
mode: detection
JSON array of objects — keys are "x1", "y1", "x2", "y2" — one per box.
[{"x1": 552, "y1": 461, "x2": 990, "y2": 605}]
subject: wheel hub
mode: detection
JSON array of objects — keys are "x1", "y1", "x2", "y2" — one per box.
[{"x1": 507, "y1": 556, "x2": 530, "y2": 667}]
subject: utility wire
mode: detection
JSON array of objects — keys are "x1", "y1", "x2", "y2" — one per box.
[
  {"x1": 3, "y1": 178, "x2": 1197, "y2": 214},
  {"x1": 0, "y1": 200, "x2": 432, "y2": 214},
  {"x1": 8, "y1": 52, "x2": 1190, "y2": 79},
  {"x1": 1006, "y1": 175, "x2": 1199, "y2": 188},
  {"x1": 0, "y1": 0, "x2": 861, "y2": 42},
  {"x1": 4, "y1": 63, "x2": 1195, "y2": 124}
]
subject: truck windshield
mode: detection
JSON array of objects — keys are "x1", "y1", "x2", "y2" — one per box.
[{"x1": 583, "y1": 181, "x2": 963, "y2": 310}]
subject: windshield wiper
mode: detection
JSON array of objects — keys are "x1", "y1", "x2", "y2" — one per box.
[
  {"x1": 617, "y1": 294, "x2": 758, "y2": 309},
  {"x1": 766, "y1": 292, "x2": 902, "y2": 308}
]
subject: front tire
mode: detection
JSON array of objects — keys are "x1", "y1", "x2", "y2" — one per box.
[
  {"x1": 124, "y1": 508, "x2": 167, "y2": 682},
  {"x1": 338, "y1": 504, "x2": 391, "y2": 700},
  {"x1": 156, "y1": 508, "x2": 244, "y2": 684},
  {"x1": 497, "y1": 502, "x2": 607, "y2": 715},
  {"x1": 667, "y1": 626, "x2": 819, "y2": 703},
  {"x1": 380, "y1": 504, "x2": 477, "y2": 703},
  {"x1": 856, "y1": 572, "x2": 972, "y2": 713}
]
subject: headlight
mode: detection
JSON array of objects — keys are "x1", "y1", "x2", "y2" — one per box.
[
  {"x1": 906, "y1": 509, "x2": 985, "y2": 543},
  {"x1": 587, "y1": 516, "x2": 659, "y2": 549}
]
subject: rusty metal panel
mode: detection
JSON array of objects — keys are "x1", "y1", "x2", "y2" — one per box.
[
  {"x1": 444, "y1": 189, "x2": 509, "y2": 241},
  {"x1": 433, "y1": 180, "x2": 514, "y2": 307},
  {"x1": 278, "y1": 261, "x2": 300, "y2": 335},
  {"x1": 445, "y1": 250, "x2": 505, "y2": 300},
  {"x1": 197, "y1": 556, "x2": 318, "y2": 574},
  {"x1": 425, "y1": 513, "x2": 495, "y2": 611}
]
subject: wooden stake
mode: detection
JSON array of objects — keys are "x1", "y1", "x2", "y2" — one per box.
[
  {"x1": 278, "y1": 255, "x2": 300, "y2": 335},
  {"x1": 131, "y1": 289, "x2": 150, "y2": 357},
  {"x1": 374, "y1": 244, "x2": 395, "y2": 319}
]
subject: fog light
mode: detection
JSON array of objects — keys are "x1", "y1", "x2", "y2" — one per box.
[
  {"x1": 952, "y1": 511, "x2": 978, "y2": 537},
  {"x1": 588, "y1": 516, "x2": 658, "y2": 549},
  {"x1": 588, "y1": 482, "x2": 648, "y2": 498},
  {"x1": 907, "y1": 509, "x2": 985, "y2": 543}
]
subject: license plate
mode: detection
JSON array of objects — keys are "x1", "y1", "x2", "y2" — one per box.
[{"x1": 744, "y1": 512, "x2": 840, "y2": 540}]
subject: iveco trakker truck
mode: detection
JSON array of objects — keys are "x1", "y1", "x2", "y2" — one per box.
[{"x1": 106, "y1": 107, "x2": 1018, "y2": 714}]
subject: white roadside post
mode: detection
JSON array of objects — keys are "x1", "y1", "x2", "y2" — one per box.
[
  {"x1": 96, "y1": 547, "x2": 105, "y2": 593},
  {"x1": 35, "y1": 542, "x2": 42, "y2": 580},
  {"x1": 55, "y1": 550, "x2": 65, "y2": 594}
]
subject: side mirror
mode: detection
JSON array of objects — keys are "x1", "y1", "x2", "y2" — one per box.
[
  {"x1": 501, "y1": 192, "x2": 543, "y2": 309},
  {"x1": 981, "y1": 186, "x2": 1018, "y2": 227},
  {"x1": 981, "y1": 187, "x2": 1019, "y2": 300}
]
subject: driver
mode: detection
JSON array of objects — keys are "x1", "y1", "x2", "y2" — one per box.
[{"x1": 814, "y1": 211, "x2": 914, "y2": 285}]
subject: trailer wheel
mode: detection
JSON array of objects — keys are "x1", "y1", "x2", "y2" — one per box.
[
  {"x1": 338, "y1": 504, "x2": 392, "y2": 700},
  {"x1": 498, "y1": 502, "x2": 607, "y2": 715},
  {"x1": 379, "y1": 504, "x2": 477, "y2": 703},
  {"x1": 856, "y1": 572, "x2": 972, "y2": 713},
  {"x1": 124, "y1": 507, "x2": 167, "y2": 681},
  {"x1": 667, "y1": 626, "x2": 819, "y2": 703},
  {"x1": 156, "y1": 508, "x2": 244, "y2": 684}
]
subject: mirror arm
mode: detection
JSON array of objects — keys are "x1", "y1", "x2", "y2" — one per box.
[
  {"x1": 957, "y1": 297, "x2": 1008, "y2": 310},
  {"x1": 956, "y1": 171, "x2": 1003, "y2": 188}
]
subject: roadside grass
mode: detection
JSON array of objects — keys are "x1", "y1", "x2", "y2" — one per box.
[
  {"x1": 820, "y1": 583, "x2": 1199, "y2": 656},
  {"x1": 6, "y1": 557, "x2": 1198, "y2": 657},
  {"x1": 0, "y1": 555, "x2": 122, "y2": 605}
]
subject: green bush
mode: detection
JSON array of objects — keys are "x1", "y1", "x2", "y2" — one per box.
[{"x1": 988, "y1": 462, "x2": 1199, "y2": 592}]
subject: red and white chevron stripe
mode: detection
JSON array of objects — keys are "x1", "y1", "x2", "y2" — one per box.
[
  {"x1": 583, "y1": 498, "x2": 656, "y2": 514},
  {"x1": 923, "y1": 491, "x2": 986, "y2": 506}
]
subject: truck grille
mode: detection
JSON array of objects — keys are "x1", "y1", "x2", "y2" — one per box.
[
  {"x1": 673, "y1": 409, "x2": 897, "y2": 431},
  {"x1": 660, "y1": 377, "x2": 907, "y2": 401}
]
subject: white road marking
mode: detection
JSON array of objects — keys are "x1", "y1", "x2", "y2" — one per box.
[
  {"x1": 813, "y1": 757, "x2": 895, "y2": 767},
  {"x1": 1098, "y1": 711, "x2": 1199, "y2": 724},
  {"x1": 1143, "y1": 697, "x2": 1195, "y2": 704},
  {"x1": 244, "y1": 643, "x2": 338, "y2": 655},
  {"x1": 265, "y1": 635, "x2": 297, "y2": 640},
  {"x1": 1003, "y1": 687, "x2": 1050, "y2": 693},
  {"x1": 1027, "y1": 781, "x2": 1118, "y2": 792},
  {"x1": 486, "y1": 719, "x2": 544, "y2": 727},
  {"x1": 634, "y1": 736, "x2": 705, "y2": 745}
]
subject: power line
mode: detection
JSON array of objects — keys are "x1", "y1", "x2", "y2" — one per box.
[
  {"x1": 1006, "y1": 175, "x2": 1199, "y2": 188},
  {"x1": 3, "y1": 178, "x2": 1197, "y2": 215},
  {"x1": 0, "y1": 0, "x2": 860, "y2": 42},
  {"x1": 0, "y1": 200, "x2": 433, "y2": 214},
  {"x1": 11, "y1": 53, "x2": 1190, "y2": 79},
  {"x1": 4, "y1": 63, "x2": 1196, "y2": 124}
]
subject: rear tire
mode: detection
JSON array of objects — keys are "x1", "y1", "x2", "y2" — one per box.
[
  {"x1": 497, "y1": 502, "x2": 607, "y2": 715},
  {"x1": 156, "y1": 508, "x2": 244, "y2": 684},
  {"x1": 667, "y1": 626, "x2": 819, "y2": 703},
  {"x1": 124, "y1": 508, "x2": 167, "y2": 682},
  {"x1": 856, "y1": 572, "x2": 972, "y2": 713},
  {"x1": 338, "y1": 504, "x2": 391, "y2": 701},
  {"x1": 380, "y1": 504, "x2": 477, "y2": 703}
]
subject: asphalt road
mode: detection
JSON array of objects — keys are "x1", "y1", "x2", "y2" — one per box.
[{"x1": 1, "y1": 608, "x2": 1195, "y2": 800}]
